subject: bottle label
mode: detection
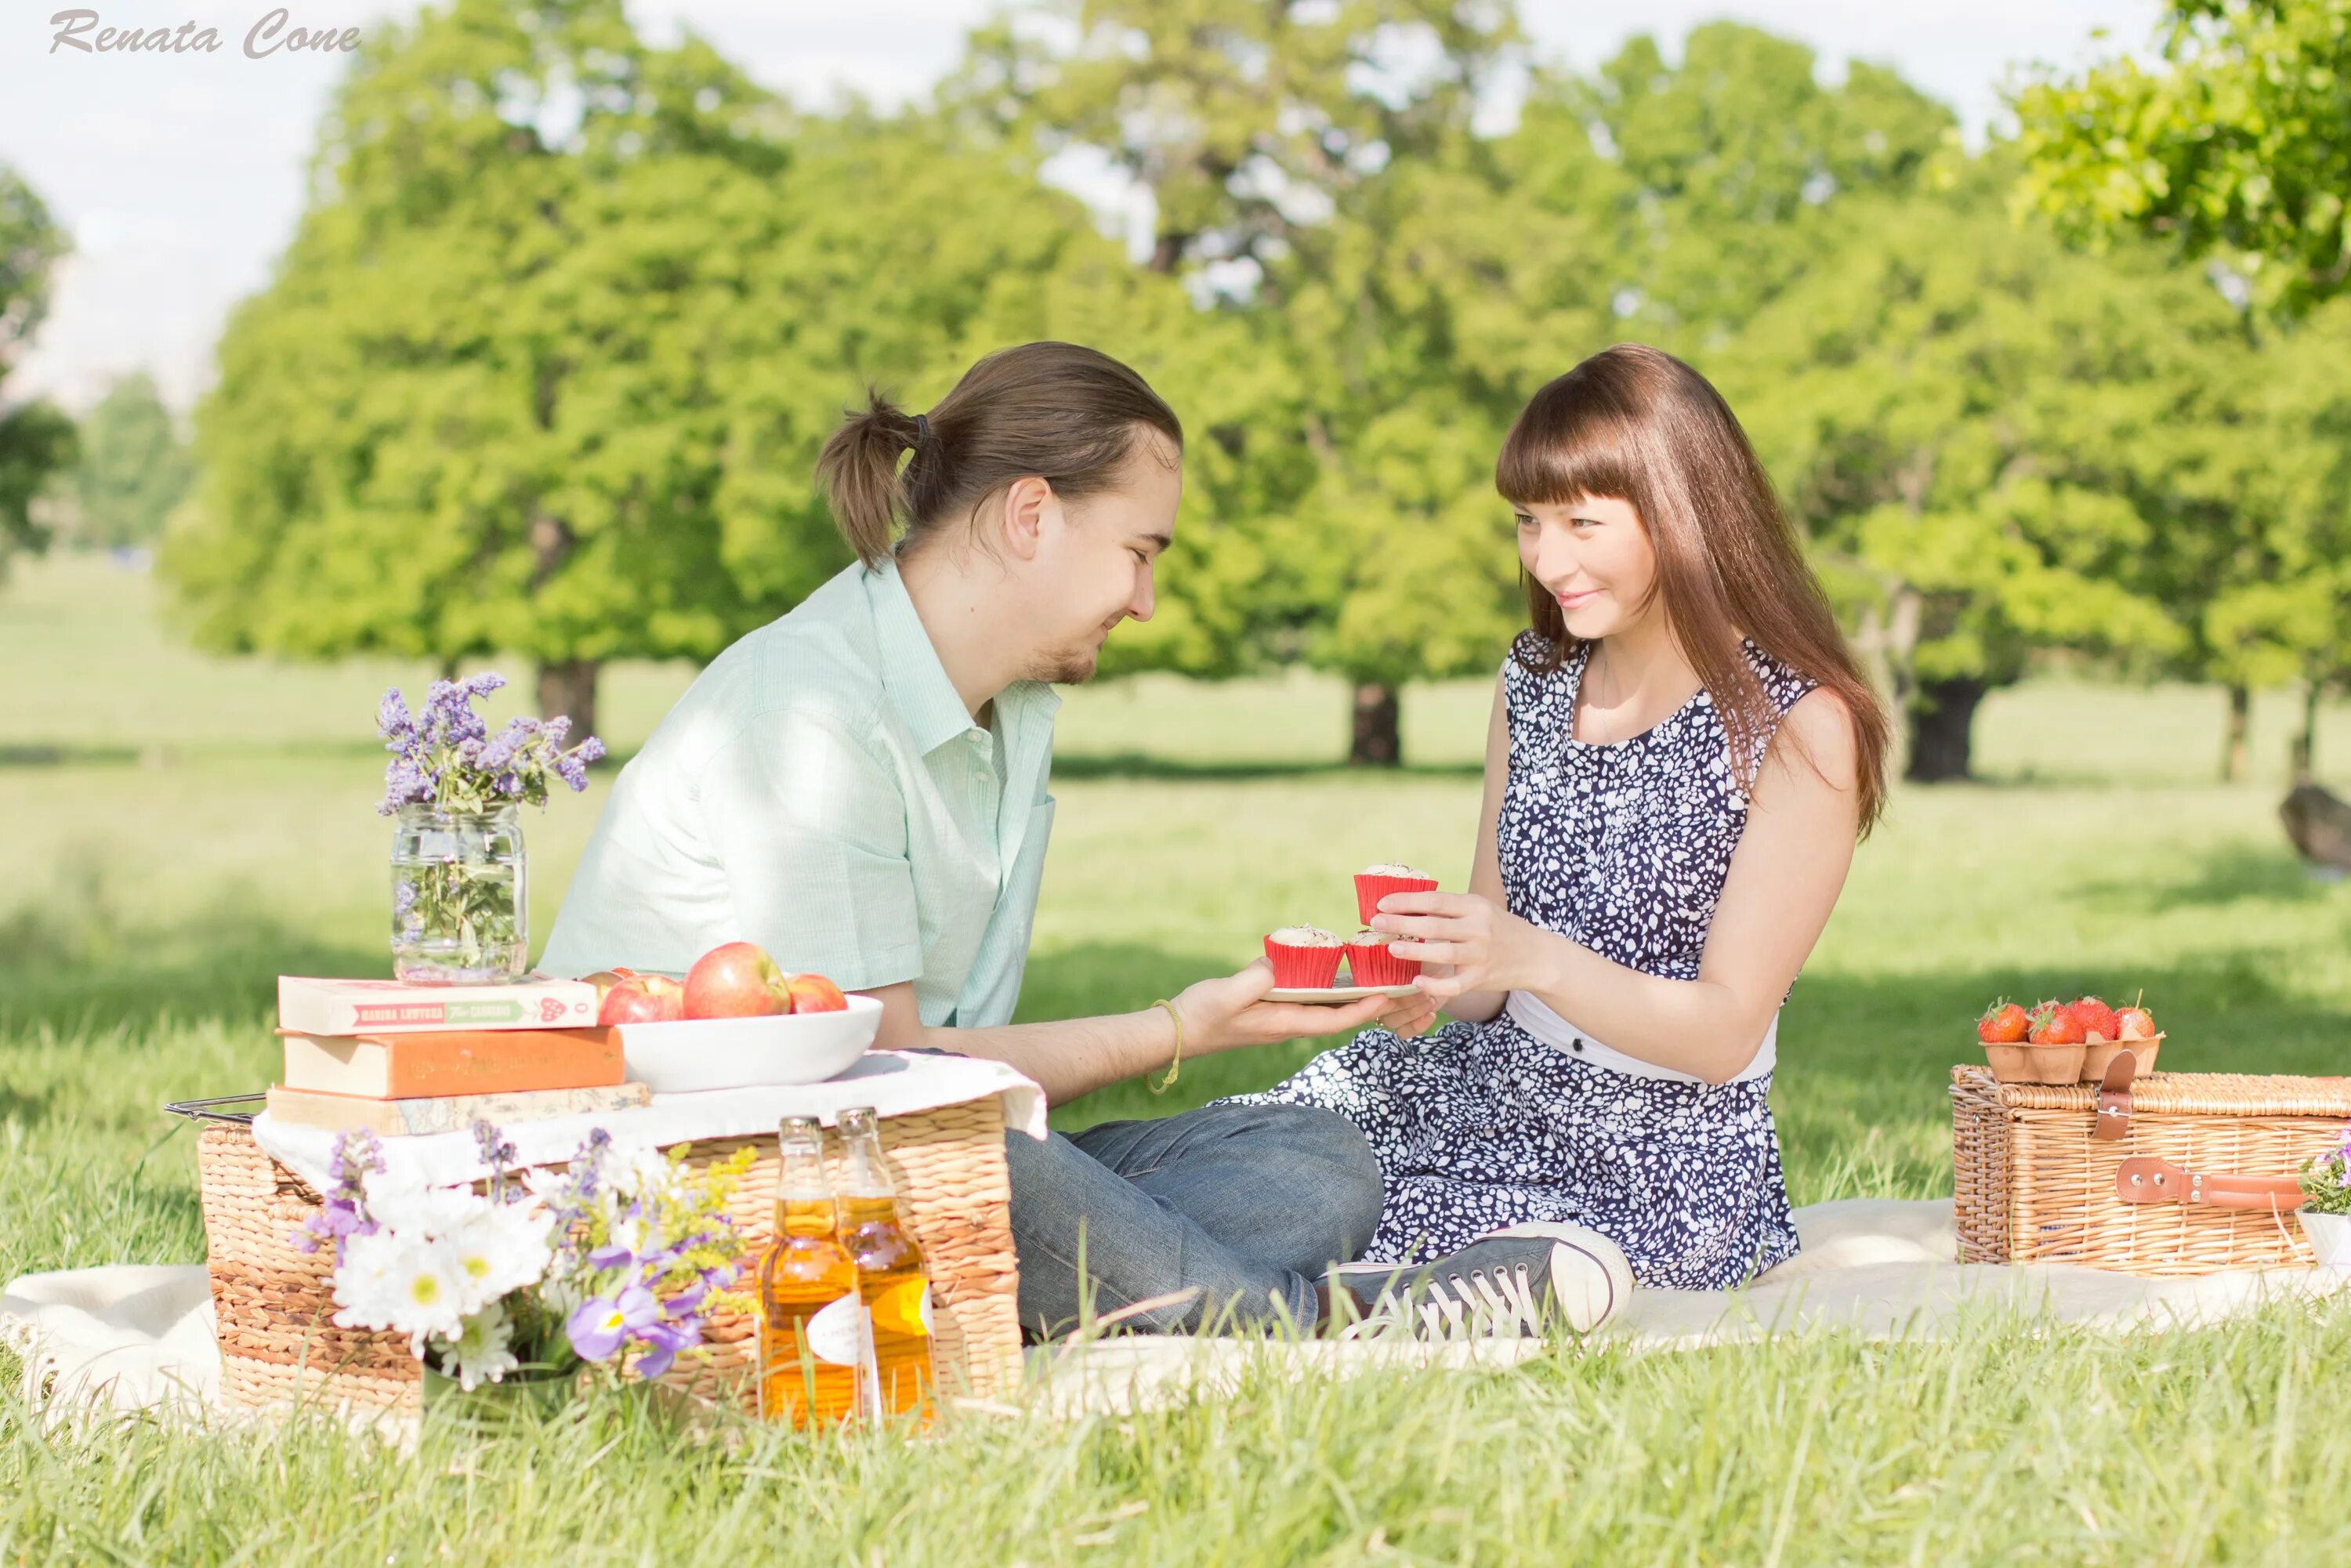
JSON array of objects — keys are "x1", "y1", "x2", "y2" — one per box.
[
  {"x1": 802, "y1": 1294, "x2": 865, "y2": 1366},
  {"x1": 871, "y1": 1279, "x2": 933, "y2": 1338}
]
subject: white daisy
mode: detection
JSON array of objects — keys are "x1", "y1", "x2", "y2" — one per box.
[
  {"x1": 362, "y1": 1171, "x2": 483, "y2": 1239},
  {"x1": 331, "y1": 1229, "x2": 469, "y2": 1353},
  {"x1": 447, "y1": 1200, "x2": 555, "y2": 1313},
  {"x1": 433, "y1": 1301, "x2": 520, "y2": 1391}
]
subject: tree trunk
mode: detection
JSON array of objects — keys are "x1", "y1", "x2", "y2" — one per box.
[
  {"x1": 2291, "y1": 682, "x2": 2320, "y2": 784},
  {"x1": 1904, "y1": 676, "x2": 1987, "y2": 784},
  {"x1": 1349, "y1": 681, "x2": 1401, "y2": 768},
  {"x1": 538, "y1": 659, "x2": 601, "y2": 749},
  {"x1": 2222, "y1": 683, "x2": 2251, "y2": 783}
]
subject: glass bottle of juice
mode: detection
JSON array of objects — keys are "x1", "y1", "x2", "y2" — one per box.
[
  {"x1": 834, "y1": 1106, "x2": 936, "y2": 1423},
  {"x1": 756, "y1": 1116, "x2": 864, "y2": 1427}
]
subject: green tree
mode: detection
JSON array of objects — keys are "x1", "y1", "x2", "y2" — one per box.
[
  {"x1": 169, "y1": 0, "x2": 1219, "y2": 744},
  {"x1": 2017, "y1": 0, "x2": 2351, "y2": 777},
  {"x1": 0, "y1": 165, "x2": 78, "y2": 577},
  {"x1": 958, "y1": 13, "x2": 1959, "y2": 763},
  {"x1": 67, "y1": 372, "x2": 191, "y2": 550},
  {"x1": 948, "y1": 0, "x2": 1522, "y2": 762},
  {"x1": 2014, "y1": 0, "x2": 2351, "y2": 317},
  {"x1": 1727, "y1": 171, "x2": 2280, "y2": 780}
]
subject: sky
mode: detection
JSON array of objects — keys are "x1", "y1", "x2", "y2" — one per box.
[{"x1": 0, "y1": 0, "x2": 2160, "y2": 415}]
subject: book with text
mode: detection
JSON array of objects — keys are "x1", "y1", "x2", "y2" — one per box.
[
  {"x1": 263, "y1": 1081, "x2": 651, "y2": 1135},
  {"x1": 279, "y1": 1027, "x2": 623, "y2": 1099},
  {"x1": 278, "y1": 975, "x2": 599, "y2": 1037}
]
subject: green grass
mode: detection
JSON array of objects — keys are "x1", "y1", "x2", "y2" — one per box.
[{"x1": 8, "y1": 549, "x2": 2351, "y2": 1563}]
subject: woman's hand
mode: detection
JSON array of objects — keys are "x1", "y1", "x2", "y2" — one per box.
[
  {"x1": 1172, "y1": 958, "x2": 1396, "y2": 1052},
  {"x1": 1371, "y1": 891, "x2": 1543, "y2": 1003}
]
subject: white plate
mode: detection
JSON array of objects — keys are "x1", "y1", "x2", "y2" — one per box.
[
  {"x1": 617, "y1": 995, "x2": 882, "y2": 1093},
  {"x1": 1266, "y1": 984, "x2": 1420, "y2": 1005}
]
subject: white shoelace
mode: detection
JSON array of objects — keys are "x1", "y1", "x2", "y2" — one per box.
[{"x1": 1341, "y1": 1261, "x2": 1547, "y2": 1342}]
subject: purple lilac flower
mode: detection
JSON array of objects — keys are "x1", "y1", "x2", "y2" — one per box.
[
  {"x1": 476, "y1": 717, "x2": 538, "y2": 774},
  {"x1": 379, "y1": 757, "x2": 436, "y2": 817},
  {"x1": 553, "y1": 737, "x2": 605, "y2": 792},
  {"x1": 542, "y1": 1128, "x2": 612, "y2": 1272},
  {"x1": 294, "y1": 1128, "x2": 385, "y2": 1259},
  {"x1": 377, "y1": 689, "x2": 415, "y2": 743}
]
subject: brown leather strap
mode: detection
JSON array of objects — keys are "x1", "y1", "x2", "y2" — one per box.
[
  {"x1": 2114, "y1": 1155, "x2": 2305, "y2": 1211},
  {"x1": 2092, "y1": 1052, "x2": 2136, "y2": 1141}
]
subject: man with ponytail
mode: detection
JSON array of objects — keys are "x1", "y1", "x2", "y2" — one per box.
[{"x1": 545, "y1": 342, "x2": 1403, "y2": 1339}]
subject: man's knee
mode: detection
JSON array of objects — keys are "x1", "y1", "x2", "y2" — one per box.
[{"x1": 1266, "y1": 1104, "x2": 1384, "y2": 1251}]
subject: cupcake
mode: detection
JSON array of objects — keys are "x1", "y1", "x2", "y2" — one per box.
[
  {"x1": 1263, "y1": 925, "x2": 1344, "y2": 988},
  {"x1": 1353, "y1": 862, "x2": 1438, "y2": 925},
  {"x1": 1345, "y1": 929, "x2": 1419, "y2": 987}
]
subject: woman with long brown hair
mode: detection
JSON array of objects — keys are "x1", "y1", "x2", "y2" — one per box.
[{"x1": 1224, "y1": 342, "x2": 1891, "y2": 1331}]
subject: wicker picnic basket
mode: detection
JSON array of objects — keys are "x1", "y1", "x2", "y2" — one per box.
[
  {"x1": 1951, "y1": 1056, "x2": 2351, "y2": 1276},
  {"x1": 191, "y1": 1095, "x2": 1023, "y2": 1418}
]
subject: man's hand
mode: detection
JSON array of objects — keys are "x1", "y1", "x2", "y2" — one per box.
[
  {"x1": 1378, "y1": 983, "x2": 1442, "y2": 1038},
  {"x1": 1173, "y1": 958, "x2": 1398, "y2": 1052}
]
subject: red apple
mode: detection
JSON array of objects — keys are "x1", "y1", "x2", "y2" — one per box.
[
  {"x1": 598, "y1": 973, "x2": 684, "y2": 1026},
  {"x1": 683, "y1": 941, "x2": 794, "y2": 1019},
  {"x1": 581, "y1": 967, "x2": 639, "y2": 1003},
  {"x1": 786, "y1": 972, "x2": 849, "y2": 1013}
]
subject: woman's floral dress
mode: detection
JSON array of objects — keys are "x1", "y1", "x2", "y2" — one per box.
[{"x1": 1216, "y1": 632, "x2": 1817, "y2": 1289}]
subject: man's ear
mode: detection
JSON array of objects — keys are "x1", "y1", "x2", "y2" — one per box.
[{"x1": 996, "y1": 476, "x2": 1053, "y2": 562}]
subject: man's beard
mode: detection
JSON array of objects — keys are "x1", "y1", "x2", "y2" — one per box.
[
  {"x1": 1028, "y1": 641, "x2": 1100, "y2": 686},
  {"x1": 1027, "y1": 624, "x2": 1114, "y2": 686}
]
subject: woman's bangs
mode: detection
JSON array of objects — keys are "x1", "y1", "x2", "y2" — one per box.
[{"x1": 1496, "y1": 401, "x2": 1639, "y2": 510}]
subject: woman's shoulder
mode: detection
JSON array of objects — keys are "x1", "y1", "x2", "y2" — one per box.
[
  {"x1": 1501, "y1": 629, "x2": 1582, "y2": 721},
  {"x1": 1737, "y1": 637, "x2": 1820, "y2": 715}
]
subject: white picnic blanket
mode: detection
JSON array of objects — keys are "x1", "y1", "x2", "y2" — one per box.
[
  {"x1": 9, "y1": 1199, "x2": 2346, "y2": 1426},
  {"x1": 1031, "y1": 1198, "x2": 2351, "y2": 1414},
  {"x1": 249, "y1": 1049, "x2": 1049, "y2": 1194}
]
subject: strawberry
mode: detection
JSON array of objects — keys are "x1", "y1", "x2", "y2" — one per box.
[
  {"x1": 2116, "y1": 1005, "x2": 2157, "y2": 1040},
  {"x1": 1977, "y1": 1001, "x2": 2030, "y2": 1044},
  {"x1": 2067, "y1": 996, "x2": 2120, "y2": 1045},
  {"x1": 2028, "y1": 1001, "x2": 2085, "y2": 1046}
]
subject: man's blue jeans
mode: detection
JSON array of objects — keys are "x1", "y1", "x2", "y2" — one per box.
[{"x1": 1003, "y1": 1101, "x2": 1384, "y2": 1337}]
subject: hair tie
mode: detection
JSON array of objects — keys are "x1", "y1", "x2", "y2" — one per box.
[{"x1": 911, "y1": 413, "x2": 929, "y2": 449}]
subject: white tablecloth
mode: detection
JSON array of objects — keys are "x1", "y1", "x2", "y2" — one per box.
[{"x1": 250, "y1": 1049, "x2": 1047, "y2": 1193}]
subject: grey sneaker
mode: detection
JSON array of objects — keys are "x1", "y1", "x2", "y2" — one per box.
[{"x1": 1331, "y1": 1223, "x2": 1633, "y2": 1341}]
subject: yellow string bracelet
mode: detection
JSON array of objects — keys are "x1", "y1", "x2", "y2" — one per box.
[{"x1": 1148, "y1": 998, "x2": 1183, "y2": 1094}]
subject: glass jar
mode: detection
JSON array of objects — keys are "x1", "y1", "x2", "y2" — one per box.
[{"x1": 389, "y1": 804, "x2": 528, "y2": 983}]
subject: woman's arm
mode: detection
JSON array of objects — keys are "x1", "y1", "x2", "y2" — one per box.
[
  {"x1": 1374, "y1": 686, "x2": 1862, "y2": 1084},
  {"x1": 1439, "y1": 674, "x2": 1514, "y2": 1025},
  {"x1": 856, "y1": 961, "x2": 1400, "y2": 1108},
  {"x1": 1368, "y1": 672, "x2": 1513, "y2": 1039}
]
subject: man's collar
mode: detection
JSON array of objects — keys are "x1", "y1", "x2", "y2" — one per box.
[
  {"x1": 864, "y1": 558, "x2": 1063, "y2": 753},
  {"x1": 865, "y1": 559, "x2": 976, "y2": 755}
]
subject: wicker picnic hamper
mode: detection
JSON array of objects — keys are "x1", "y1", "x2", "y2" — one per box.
[
  {"x1": 1951, "y1": 1057, "x2": 2351, "y2": 1276},
  {"x1": 193, "y1": 1095, "x2": 1023, "y2": 1417}
]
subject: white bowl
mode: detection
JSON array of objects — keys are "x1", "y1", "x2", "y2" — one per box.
[{"x1": 616, "y1": 995, "x2": 882, "y2": 1093}]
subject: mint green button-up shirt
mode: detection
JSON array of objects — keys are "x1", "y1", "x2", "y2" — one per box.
[{"x1": 539, "y1": 559, "x2": 1060, "y2": 1028}]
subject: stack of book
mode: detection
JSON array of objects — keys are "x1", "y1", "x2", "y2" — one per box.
[{"x1": 268, "y1": 976, "x2": 647, "y2": 1135}]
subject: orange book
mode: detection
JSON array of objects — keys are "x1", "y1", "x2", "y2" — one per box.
[{"x1": 277, "y1": 1027, "x2": 623, "y2": 1099}]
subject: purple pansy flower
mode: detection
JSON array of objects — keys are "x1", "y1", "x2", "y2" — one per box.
[{"x1": 567, "y1": 1284, "x2": 661, "y2": 1363}]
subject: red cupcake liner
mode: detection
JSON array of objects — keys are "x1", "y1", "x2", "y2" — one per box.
[
  {"x1": 1263, "y1": 936, "x2": 1344, "y2": 988},
  {"x1": 1354, "y1": 873, "x2": 1438, "y2": 926},
  {"x1": 1345, "y1": 937, "x2": 1420, "y2": 987}
]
